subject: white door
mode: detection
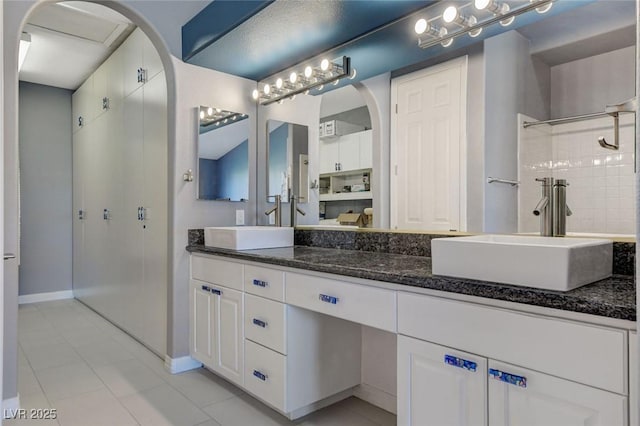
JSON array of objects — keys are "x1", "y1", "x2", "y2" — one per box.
[
  {"x1": 189, "y1": 280, "x2": 216, "y2": 368},
  {"x1": 215, "y1": 286, "x2": 244, "y2": 386},
  {"x1": 630, "y1": 332, "x2": 637, "y2": 426},
  {"x1": 391, "y1": 57, "x2": 467, "y2": 231},
  {"x1": 397, "y1": 336, "x2": 487, "y2": 426},
  {"x1": 488, "y1": 360, "x2": 627, "y2": 426}
]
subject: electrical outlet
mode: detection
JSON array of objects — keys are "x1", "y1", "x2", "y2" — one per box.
[{"x1": 235, "y1": 209, "x2": 245, "y2": 225}]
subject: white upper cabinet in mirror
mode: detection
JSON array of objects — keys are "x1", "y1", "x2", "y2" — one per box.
[{"x1": 197, "y1": 106, "x2": 250, "y2": 202}]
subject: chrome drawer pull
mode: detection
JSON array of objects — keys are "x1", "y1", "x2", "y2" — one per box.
[
  {"x1": 253, "y1": 370, "x2": 267, "y2": 381},
  {"x1": 489, "y1": 368, "x2": 527, "y2": 388},
  {"x1": 211, "y1": 288, "x2": 222, "y2": 296},
  {"x1": 445, "y1": 355, "x2": 477, "y2": 372},
  {"x1": 252, "y1": 279, "x2": 268, "y2": 287},
  {"x1": 319, "y1": 294, "x2": 339, "y2": 304},
  {"x1": 252, "y1": 318, "x2": 267, "y2": 328}
]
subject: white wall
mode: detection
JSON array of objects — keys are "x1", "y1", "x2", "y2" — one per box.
[
  {"x1": 18, "y1": 82, "x2": 73, "y2": 296},
  {"x1": 170, "y1": 57, "x2": 257, "y2": 358}
]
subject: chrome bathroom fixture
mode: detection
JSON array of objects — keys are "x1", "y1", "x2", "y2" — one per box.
[
  {"x1": 487, "y1": 177, "x2": 519, "y2": 186},
  {"x1": 265, "y1": 194, "x2": 282, "y2": 226},
  {"x1": 532, "y1": 177, "x2": 572, "y2": 237}
]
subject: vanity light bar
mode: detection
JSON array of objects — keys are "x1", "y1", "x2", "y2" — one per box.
[
  {"x1": 199, "y1": 106, "x2": 247, "y2": 129},
  {"x1": 253, "y1": 56, "x2": 352, "y2": 106},
  {"x1": 416, "y1": 0, "x2": 553, "y2": 50}
]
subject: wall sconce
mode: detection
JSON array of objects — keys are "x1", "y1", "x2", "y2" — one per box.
[
  {"x1": 415, "y1": 0, "x2": 553, "y2": 50},
  {"x1": 252, "y1": 56, "x2": 354, "y2": 106},
  {"x1": 199, "y1": 106, "x2": 248, "y2": 130}
]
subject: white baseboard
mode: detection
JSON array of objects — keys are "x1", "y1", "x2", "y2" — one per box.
[
  {"x1": 164, "y1": 355, "x2": 202, "y2": 374},
  {"x1": 3, "y1": 394, "x2": 20, "y2": 419},
  {"x1": 18, "y1": 290, "x2": 74, "y2": 305},
  {"x1": 353, "y1": 383, "x2": 397, "y2": 414}
]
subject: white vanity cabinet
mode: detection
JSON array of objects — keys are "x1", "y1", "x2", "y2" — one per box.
[
  {"x1": 397, "y1": 292, "x2": 629, "y2": 426},
  {"x1": 630, "y1": 331, "x2": 637, "y2": 426}
]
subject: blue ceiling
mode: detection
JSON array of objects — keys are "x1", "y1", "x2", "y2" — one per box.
[{"x1": 183, "y1": 0, "x2": 597, "y2": 85}]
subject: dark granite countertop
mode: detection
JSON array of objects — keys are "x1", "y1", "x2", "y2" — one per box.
[{"x1": 187, "y1": 244, "x2": 636, "y2": 322}]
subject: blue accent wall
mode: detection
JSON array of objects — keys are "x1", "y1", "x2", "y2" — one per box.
[
  {"x1": 216, "y1": 139, "x2": 249, "y2": 201},
  {"x1": 199, "y1": 158, "x2": 219, "y2": 200},
  {"x1": 268, "y1": 123, "x2": 288, "y2": 197}
]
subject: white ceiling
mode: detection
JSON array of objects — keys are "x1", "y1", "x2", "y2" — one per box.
[
  {"x1": 199, "y1": 119, "x2": 251, "y2": 160},
  {"x1": 19, "y1": 1, "x2": 133, "y2": 90}
]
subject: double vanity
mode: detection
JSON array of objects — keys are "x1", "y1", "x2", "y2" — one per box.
[{"x1": 186, "y1": 228, "x2": 635, "y2": 425}]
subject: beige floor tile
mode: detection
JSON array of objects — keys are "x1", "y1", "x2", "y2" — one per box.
[
  {"x1": 204, "y1": 394, "x2": 294, "y2": 426},
  {"x1": 60, "y1": 325, "x2": 109, "y2": 348},
  {"x1": 35, "y1": 362, "x2": 105, "y2": 402},
  {"x1": 339, "y1": 397, "x2": 396, "y2": 426},
  {"x1": 195, "y1": 420, "x2": 222, "y2": 426},
  {"x1": 297, "y1": 402, "x2": 380, "y2": 426},
  {"x1": 164, "y1": 368, "x2": 242, "y2": 407},
  {"x1": 120, "y1": 384, "x2": 210, "y2": 426},
  {"x1": 18, "y1": 364, "x2": 43, "y2": 397},
  {"x1": 19, "y1": 329, "x2": 65, "y2": 351},
  {"x1": 74, "y1": 337, "x2": 135, "y2": 368},
  {"x1": 23, "y1": 342, "x2": 83, "y2": 371},
  {"x1": 54, "y1": 388, "x2": 138, "y2": 426},
  {"x1": 94, "y1": 358, "x2": 165, "y2": 397},
  {"x1": 4, "y1": 393, "x2": 59, "y2": 426}
]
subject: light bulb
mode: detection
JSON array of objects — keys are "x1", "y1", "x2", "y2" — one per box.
[
  {"x1": 474, "y1": 0, "x2": 491, "y2": 9},
  {"x1": 442, "y1": 6, "x2": 458, "y2": 23},
  {"x1": 223, "y1": 119, "x2": 228, "y2": 124},
  {"x1": 263, "y1": 84, "x2": 270, "y2": 95},
  {"x1": 317, "y1": 84, "x2": 324, "y2": 91},
  {"x1": 531, "y1": 0, "x2": 552, "y2": 13},
  {"x1": 207, "y1": 107, "x2": 213, "y2": 116},
  {"x1": 499, "y1": 4, "x2": 514, "y2": 26},
  {"x1": 199, "y1": 110, "x2": 205, "y2": 120},
  {"x1": 333, "y1": 79, "x2": 340, "y2": 86},
  {"x1": 440, "y1": 28, "x2": 453, "y2": 47},
  {"x1": 252, "y1": 89, "x2": 259, "y2": 100},
  {"x1": 468, "y1": 16, "x2": 482, "y2": 37},
  {"x1": 232, "y1": 115, "x2": 237, "y2": 120},
  {"x1": 275, "y1": 78, "x2": 283, "y2": 89},
  {"x1": 304, "y1": 66, "x2": 313, "y2": 79},
  {"x1": 216, "y1": 108, "x2": 221, "y2": 113},
  {"x1": 414, "y1": 18, "x2": 428, "y2": 35},
  {"x1": 289, "y1": 72, "x2": 298, "y2": 84},
  {"x1": 320, "y1": 59, "x2": 330, "y2": 71}
]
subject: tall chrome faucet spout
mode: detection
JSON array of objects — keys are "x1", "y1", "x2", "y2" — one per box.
[{"x1": 533, "y1": 196, "x2": 548, "y2": 216}]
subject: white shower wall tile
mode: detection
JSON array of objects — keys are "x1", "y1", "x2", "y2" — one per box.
[{"x1": 518, "y1": 114, "x2": 635, "y2": 234}]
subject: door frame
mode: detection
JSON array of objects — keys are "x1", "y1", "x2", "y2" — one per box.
[{"x1": 390, "y1": 55, "x2": 468, "y2": 231}]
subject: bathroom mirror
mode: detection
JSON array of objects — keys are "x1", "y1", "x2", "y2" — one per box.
[
  {"x1": 266, "y1": 120, "x2": 309, "y2": 203},
  {"x1": 197, "y1": 106, "x2": 250, "y2": 201}
]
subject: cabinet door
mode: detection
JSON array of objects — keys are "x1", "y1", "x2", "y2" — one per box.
[
  {"x1": 338, "y1": 132, "x2": 361, "y2": 172},
  {"x1": 142, "y1": 32, "x2": 163, "y2": 82},
  {"x1": 320, "y1": 138, "x2": 340, "y2": 174},
  {"x1": 71, "y1": 76, "x2": 93, "y2": 133},
  {"x1": 121, "y1": 28, "x2": 144, "y2": 97},
  {"x1": 488, "y1": 360, "x2": 627, "y2": 426},
  {"x1": 359, "y1": 130, "x2": 373, "y2": 169},
  {"x1": 189, "y1": 281, "x2": 216, "y2": 368},
  {"x1": 105, "y1": 48, "x2": 124, "y2": 112},
  {"x1": 630, "y1": 332, "x2": 637, "y2": 426},
  {"x1": 72, "y1": 128, "x2": 87, "y2": 295},
  {"x1": 398, "y1": 336, "x2": 487, "y2": 426},
  {"x1": 215, "y1": 286, "x2": 244, "y2": 386},
  {"x1": 141, "y1": 71, "x2": 168, "y2": 355}
]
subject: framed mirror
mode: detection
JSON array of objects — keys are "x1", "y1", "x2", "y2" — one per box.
[
  {"x1": 197, "y1": 106, "x2": 250, "y2": 201},
  {"x1": 267, "y1": 120, "x2": 309, "y2": 203}
]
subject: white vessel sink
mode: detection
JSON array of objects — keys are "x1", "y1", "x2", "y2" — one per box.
[
  {"x1": 431, "y1": 235, "x2": 612, "y2": 291},
  {"x1": 204, "y1": 226, "x2": 294, "y2": 250}
]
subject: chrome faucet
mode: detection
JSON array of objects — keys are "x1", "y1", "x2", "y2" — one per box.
[
  {"x1": 532, "y1": 177, "x2": 572, "y2": 237},
  {"x1": 289, "y1": 195, "x2": 306, "y2": 227},
  {"x1": 265, "y1": 195, "x2": 282, "y2": 226}
]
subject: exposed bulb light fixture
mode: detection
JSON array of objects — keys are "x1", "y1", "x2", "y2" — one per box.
[
  {"x1": 474, "y1": 0, "x2": 514, "y2": 26},
  {"x1": 416, "y1": 0, "x2": 553, "y2": 50},
  {"x1": 530, "y1": 0, "x2": 552, "y2": 14},
  {"x1": 253, "y1": 56, "x2": 351, "y2": 105},
  {"x1": 18, "y1": 32, "x2": 31, "y2": 71},
  {"x1": 442, "y1": 6, "x2": 482, "y2": 37},
  {"x1": 199, "y1": 106, "x2": 248, "y2": 130},
  {"x1": 252, "y1": 89, "x2": 259, "y2": 100}
]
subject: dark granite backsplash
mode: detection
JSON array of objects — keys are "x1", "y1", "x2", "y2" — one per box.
[{"x1": 189, "y1": 228, "x2": 635, "y2": 276}]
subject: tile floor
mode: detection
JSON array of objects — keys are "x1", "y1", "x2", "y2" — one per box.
[{"x1": 10, "y1": 299, "x2": 396, "y2": 426}]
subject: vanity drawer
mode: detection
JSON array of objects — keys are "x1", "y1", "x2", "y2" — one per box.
[
  {"x1": 245, "y1": 294, "x2": 287, "y2": 355},
  {"x1": 244, "y1": 265, "x2": 285, "y2": 302},
  {"x1": 285, "y1": 272, "x2": 396, "y2": 332},
  {"x1": 244, "y1": 339, "x2": 286, "y2": 412},
  {"x1": 191, "y1": 254, "x2": 243, "y2": 291},
  {"x1": 398, "y1": 292, "x2": 627, "y2": 394}
]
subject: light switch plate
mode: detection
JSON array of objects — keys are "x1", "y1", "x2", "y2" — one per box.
[{"x1": 235, "y1": 210, "x2": 245, "y2": 225}]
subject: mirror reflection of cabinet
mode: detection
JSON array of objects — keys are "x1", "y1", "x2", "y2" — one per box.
[
  {"x1": 197, "y1": 106, "x2": 250, "y2": 201},
  {"x1": 267, "y1": 120, "x2": 309, "y2": 203}
]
